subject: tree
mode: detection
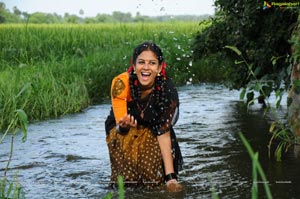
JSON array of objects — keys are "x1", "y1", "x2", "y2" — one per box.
[
  {"x1": 0, "y1": 2, "x2": 6, "y2": 23},
  {"x1": 12, "y1": 6, "x2": 21, "y2": 16},
  {"x1": 79, "y1": 9, "x2": 84, "y2": 16},
  {"x1": 193, "y1": 0, "x2": 298, "y2": 102},
  {"x1": 112, "y1": 11, "x2": 132, "y2": 22},
  {"x1": 288, "y1": 16, "x2": 300, "y2": 141},
  {"x1": 64, "y1": 12, "x2": 81, "y2": 23}
]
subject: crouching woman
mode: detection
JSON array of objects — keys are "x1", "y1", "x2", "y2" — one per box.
[{"x1": 105, "y1": 41, "x2": 183, "y2": 191}]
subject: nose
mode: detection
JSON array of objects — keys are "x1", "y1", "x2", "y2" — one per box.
[{"x1": 143, "y1": 62, "x2": 150, "y2": 69}]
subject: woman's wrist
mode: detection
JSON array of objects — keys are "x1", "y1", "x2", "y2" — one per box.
[
  {"x1": 165, "y1": 172, "x2": 177, "y2": 182},
  {"x1": 116, "y1": 124, "x2": 130, "y2": 134}
]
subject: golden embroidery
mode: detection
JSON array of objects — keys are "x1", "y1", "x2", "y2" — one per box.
[{"x1": 112, "y1": 78, "x2": 125, "y2": 98}]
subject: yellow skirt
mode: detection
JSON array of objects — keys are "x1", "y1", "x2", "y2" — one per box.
[{"x1": 106, "y1": 126, "x2": 164, "y2": 187}]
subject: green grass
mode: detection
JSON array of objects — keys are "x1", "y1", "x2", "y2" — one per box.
[{"x1": 0, "y1": 22, "x2": 224, "y2": 130}]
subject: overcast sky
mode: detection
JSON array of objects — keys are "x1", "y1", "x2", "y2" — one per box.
[{"x1": 2, "y1": 0, "x2": 215, "y2": 17}]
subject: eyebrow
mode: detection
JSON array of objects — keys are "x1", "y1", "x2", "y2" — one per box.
[{"x1": 137, "y1": 59, "x2": 158, "y2": 62}]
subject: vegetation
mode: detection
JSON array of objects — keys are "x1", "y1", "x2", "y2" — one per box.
[
  {"x1": 0, "y1": 22, "x2": 219, "y2": 131},
  {"x1": 0, "y1": 71, "x2": 28, "y2": 198},
  {"x1": 0, "y1": 2, "x2": 210, "y2": 24},
  {"x1": 193, "y1": 0, "x2": 300, "y2": 160},
  {"x1": 193, "y1": 0, "x2": 298, "y2": 101},
  {"x1": 239, "y1": 132, "x2": 272, "y2": 199}
]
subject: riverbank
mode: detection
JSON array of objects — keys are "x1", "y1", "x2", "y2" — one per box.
[{"x1": 0, "y1": 22, "x2": 229, "y2": 130}]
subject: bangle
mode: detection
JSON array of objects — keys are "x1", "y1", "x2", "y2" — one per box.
[
  {"x1": 116, "y1": 125, "x2": 130, "y2": 134},
  {"x1": 165, "y1": 173, "x2": 177, "y2": 182}
]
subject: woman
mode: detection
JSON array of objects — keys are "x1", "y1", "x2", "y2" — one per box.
[{"x1": 105, "y1": 41, "x2": 183, "y2": 191}]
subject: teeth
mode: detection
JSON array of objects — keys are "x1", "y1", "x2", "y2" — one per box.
[{"x1": 141, "y1": 72, "x2": 151, "y2": 76}]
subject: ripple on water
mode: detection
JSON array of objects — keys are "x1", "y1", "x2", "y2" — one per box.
[{"x1": 1, "y1": 84, "x2": 296, "y2": 198}]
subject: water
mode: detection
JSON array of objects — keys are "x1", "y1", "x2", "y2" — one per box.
[{"x1": 1, "y1": 84, "x2": 300, "y2": 199}]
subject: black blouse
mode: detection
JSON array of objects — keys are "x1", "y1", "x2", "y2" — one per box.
[{"x1": 105, "y1": 76, "x2": 179, "y2": 136}]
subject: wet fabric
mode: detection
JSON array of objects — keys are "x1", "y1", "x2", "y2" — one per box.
[{"x1": 106, "y1": 126, "x2": 164, "y2": 187}]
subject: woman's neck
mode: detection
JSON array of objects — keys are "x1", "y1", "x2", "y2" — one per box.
[{"x1": 140, "y1": 87, "x2": 154, "y2": 99}]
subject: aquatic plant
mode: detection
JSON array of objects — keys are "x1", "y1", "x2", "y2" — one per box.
[
  {"x1": 102, "y1": 176, "x2": 124, "y2": 199},
  {"x1": 0, "y1": 82, "x2": 29, "y2": 198},
  {"x1": 225, "y1": 45, "x2": 296, "y2": 161},
  {"x1": 239, "y1": 132, "x2": 272, "y2": 199}
]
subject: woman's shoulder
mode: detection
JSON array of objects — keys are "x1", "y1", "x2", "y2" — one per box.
[
  {"x1": 111, "y1": 72, "x2": 130, "y2": 99},
  {"x1": 113, "y1": 72, "x2": 129, "y2": 81}
]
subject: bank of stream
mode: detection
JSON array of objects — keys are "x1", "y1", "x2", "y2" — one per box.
[{"x1": 1, "y1": 84, "x2": 299, "y2": 199}]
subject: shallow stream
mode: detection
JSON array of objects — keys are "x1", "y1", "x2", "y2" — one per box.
[{"x1": 1, "y1": 84, "x2": 300, "y2": 198}]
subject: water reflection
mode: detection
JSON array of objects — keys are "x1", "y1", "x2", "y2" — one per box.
[{"x1": 0, "y1": 84, "x2": 299, "y2": 198}]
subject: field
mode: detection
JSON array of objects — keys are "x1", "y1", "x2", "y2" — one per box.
[{"x1": 0, "y1": 22, "x2": 217, "y2": 130}]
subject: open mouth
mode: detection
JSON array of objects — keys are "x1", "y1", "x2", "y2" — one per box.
[
  {"x1": 141, "y1": 72, "x2": 151, "y2": 77},
  {"x1": 140, "y1": 72, "x2": 151, "y2": 81}
]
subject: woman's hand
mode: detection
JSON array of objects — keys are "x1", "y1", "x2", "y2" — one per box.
[
  {"x1": 118, "y1": 114, "x2": 137, "y2": 129},
  {"x1": 166, "y1": 179, "x2": 182, "y2": 192}
]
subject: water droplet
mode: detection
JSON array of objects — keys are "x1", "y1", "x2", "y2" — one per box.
[{"x1": 189, "y1": 61, "x2": 193, "y2": 66}]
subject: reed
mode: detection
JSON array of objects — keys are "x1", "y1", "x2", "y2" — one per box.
[{"x1": 0, "y1": 22, "x2": 212, "y2": 130}]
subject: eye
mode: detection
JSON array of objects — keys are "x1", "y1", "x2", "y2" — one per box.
[
  {"x1": 150, "y1": 61, "x2": 157, "y2": 65},
  {"x1": 138, "y1": 61, "x2": 145, "y2": 65}
]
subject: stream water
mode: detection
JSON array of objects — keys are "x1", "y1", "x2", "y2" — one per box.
[{"x1": 1, "y1": 84, "x2": 300, "y2": 199}]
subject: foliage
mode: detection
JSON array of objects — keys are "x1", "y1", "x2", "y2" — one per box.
[
  {"x1": 268, "y1": 121, "x2": 295, "y2": 161},
  {"x1": 0, "y1": 22, "x2": 207, "y2": 130},
  {"x1": 190, "y1": 53, "x2": 232, "y2": 83},
  {"x1": 193, "y1": 0, "x2": 299, "y2": 99},
  {"x1": 210, "y1": 133, "x2": 273, "y2": 198},
  {"x1": 239, "y1": 132, "x2": 272, "y2": 199},
  {"x1": 0, "y1": 63, "x2": 90, "y2": 130},
  {"x1": 0, "y1": 72, "x2": 29, "y2": 199},
  {"x1": 0, "y1": 177, "x2": 25, "y2": 199},
  {"x1": 225, "y1": 44, "x2": 295, "y2": 161},
  {"x1": 103, "y1": 176, "x2": 124, "y2": 199},
  {"x1": 0, "y1": 2, "x2": 210, "y2": 24}
]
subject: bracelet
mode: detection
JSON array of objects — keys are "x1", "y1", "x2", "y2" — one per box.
[
  {"x1": 165, "y1": 173, "x2": 177, "y2": 182},
  {"x1": 116, "y1": 125, "x2": 130, "y2": 135}
]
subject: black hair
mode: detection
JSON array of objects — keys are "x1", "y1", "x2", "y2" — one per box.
[
  {"x1": 129, "y1": 42, "x2": 167, "y2": 119},
  {"x1": 132, "y1": 41, "x2": 164, "y2": 65}
]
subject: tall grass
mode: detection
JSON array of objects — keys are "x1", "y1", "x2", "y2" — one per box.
[
  {"x1": 0, "y1": 22, "x2": 201, "y2": 66},
  {"x1": 0, "y1": 22, "x2": 214, "y2": 130}
]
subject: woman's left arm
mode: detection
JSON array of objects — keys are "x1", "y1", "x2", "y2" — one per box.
[
  {"x1": 157, "y1": 131, "x2": 174, "y2": 175},
  {"x1": 157, "y1": 131, "x2": 182, "y2": 192}
]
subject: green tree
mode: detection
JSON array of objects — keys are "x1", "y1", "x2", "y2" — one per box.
[
  {"x1": 0, "y1": 2, "x2": 23, "y2": 23},
  {"x1": 64, "y1": 12, "x2": 81, "y2": 23},
  {"x1": 79, "y1": 9, "x2": 84, "y2": 16},
  {"x1": 193, "y1": 0, "x2": 298, "y2": 102},
  {"x1": 12, "y1": 6, "x2": 21, "y2": 16},
  {"x1": 112, "y1": 11, "x2": 132, "y2": 22},
  {"x1": 95, "y1": 13, "x2": 113, "y2": 23},
  {"x1": 0, "y1": 2, "x2": 6, "y2": 23}
]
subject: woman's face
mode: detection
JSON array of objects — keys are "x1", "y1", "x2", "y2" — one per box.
[{"x1": 134, "y1": 50, "x2": 161, "y2": 90}]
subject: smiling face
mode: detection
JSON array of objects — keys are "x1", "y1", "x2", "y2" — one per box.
[{"x1": 134, "y1": 50, "x2": 161, "y2": 90}]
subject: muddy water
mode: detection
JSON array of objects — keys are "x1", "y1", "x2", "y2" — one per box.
[{"x1": 1, "y1": 84, "x2": 300, "y2": 199}]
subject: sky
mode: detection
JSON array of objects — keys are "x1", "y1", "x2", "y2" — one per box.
[{"x1": 2, "y1": 0, "x2": 215, "y2": 17}]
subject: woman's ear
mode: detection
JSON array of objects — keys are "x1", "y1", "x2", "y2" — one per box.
[
  {"x1": 133, "y1": 66, "x2": 136, "y2": 74},
  {"x1": 157, "y1": 64, "x2": 162, "y2": 75}
]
